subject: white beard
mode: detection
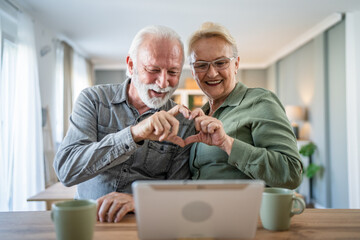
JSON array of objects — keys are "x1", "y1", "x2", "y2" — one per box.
[{"x1": 131, "y1": 71, "x2": 178, "y2": 109}]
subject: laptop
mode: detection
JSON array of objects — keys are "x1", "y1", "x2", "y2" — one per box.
[{"x1": 132, "y1": 179, "x2": 264, "y2": 240}]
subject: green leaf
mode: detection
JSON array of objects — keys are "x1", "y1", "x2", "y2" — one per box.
[
  {"x1": 299, "y1": 142, "x2": 317, "y2": 157},
  {"x1": 305, "y1": 163, "x2": 321, "y2": 178}
]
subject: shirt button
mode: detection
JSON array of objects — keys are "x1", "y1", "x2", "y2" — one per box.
[
  {"x1": 124, "y1": 144, "x2": 129, "y2": 150},
  {"x1": 234, "y1": 162, "x2": 239, "y2": 167},
  {"x1": 123, "y1": 168, "x2": 128, "y2": 172}
]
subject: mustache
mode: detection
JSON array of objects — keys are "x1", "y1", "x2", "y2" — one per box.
[{"x1": 147, "y1": 84, "x2": 174, "y2": 93}]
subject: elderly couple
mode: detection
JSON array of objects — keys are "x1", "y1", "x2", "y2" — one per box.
[{"x1": 54, "y1": 22, "x2": 303, "y2": 223}]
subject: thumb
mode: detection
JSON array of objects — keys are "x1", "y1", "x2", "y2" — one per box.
[
  {"x1": 168, "y1": 105, "x2": 191, "y2": 119},
  {"x1": 168, "y1": 136, "x2": 185, "y2": 147},
  {"x1": 184, "y1": 134, "x2": 201, "y2": 145}
]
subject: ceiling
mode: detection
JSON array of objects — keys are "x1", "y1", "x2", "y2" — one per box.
[{"x1": 14, "y1": 0, "x2": 360, "y2": 69}]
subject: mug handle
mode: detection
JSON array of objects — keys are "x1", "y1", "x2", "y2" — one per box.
[{"x1": 290, "y1": 196, "x2": 305, "y2": 217}]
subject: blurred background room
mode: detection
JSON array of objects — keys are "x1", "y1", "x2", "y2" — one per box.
[{"x1": 0, "y1": 0, "x2": 360, "y2": 211}]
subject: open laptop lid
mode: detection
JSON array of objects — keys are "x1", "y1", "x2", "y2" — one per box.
[{"x1": 132, "y1": 180, "x2": 265, "y2": 240}]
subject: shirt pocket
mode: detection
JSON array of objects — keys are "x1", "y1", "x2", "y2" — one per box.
[
  {"x1": 97, "y1": 124, "x2": 118, "y2": 141},
  {"x1": 144, "y1": 141, "x2": 177, "y2": 176}
]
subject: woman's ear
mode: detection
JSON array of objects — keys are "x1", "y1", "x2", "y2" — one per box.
[
  {"x1": 189, "y1": 53, "x2": 197, "y2": 77},
  {"x1": 235, "y1": 56, "x2": 240, "y2": 71},
  {"x1": 191, "y1": 68, "x2": 196, "y2": 77}
]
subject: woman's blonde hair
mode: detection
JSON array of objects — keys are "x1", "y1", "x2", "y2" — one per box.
[{"x1": 187, "y1": 22, "x2": 238, "y2": 61}]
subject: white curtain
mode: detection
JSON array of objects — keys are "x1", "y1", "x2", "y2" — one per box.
[
  {"x1": 0, "y1": 22, "x2": 18, "y2": 212},
  {"x1": 72, "y1": 51, "x2": 93, "y2": 106},
  {"x1": 54, "y1": 41, "x2": 64, "y2": 145},
  {"x1": 0, "y1": 12, "x2": 45, "y2": 211},
  {"x1": 54, "y1": 42, "x2": 93, "y2": 145}
]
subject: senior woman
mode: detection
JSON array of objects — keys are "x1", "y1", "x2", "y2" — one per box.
[{"x1": 185, "y1": 22, "x2": 303, "y2": 189}]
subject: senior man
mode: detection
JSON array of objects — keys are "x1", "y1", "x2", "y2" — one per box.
[{"x1": 54, "y1": 25, "x2": 195, "y2": 222}]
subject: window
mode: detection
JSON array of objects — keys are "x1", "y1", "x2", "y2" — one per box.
[{"x1": 0, "y1": 4, "x2": 45, "y2": 211}]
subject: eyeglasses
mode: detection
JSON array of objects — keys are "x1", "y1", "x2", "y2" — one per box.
[{"x1": 191, "y1": 57, "x2": 235, "y2": 73}]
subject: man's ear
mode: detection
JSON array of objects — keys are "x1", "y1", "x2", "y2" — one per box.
[{"x1": 126, "y1": 55, "x2": 134, "y2": 75}]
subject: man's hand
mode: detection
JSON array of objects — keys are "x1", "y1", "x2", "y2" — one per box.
[
  {"x1": 130, "y1": 105, "x2": 191, "y2": 147},
  {"x1": 97, "y1": 192, "x2": 134, "y2": 223},
  {"x1": 184, "y1": 115, "x2": 234, "y2": 155}
]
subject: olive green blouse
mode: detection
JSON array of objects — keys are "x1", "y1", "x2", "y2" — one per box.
[{"x1": 189, "y1": 82, "x2": 303, "y2": 189}]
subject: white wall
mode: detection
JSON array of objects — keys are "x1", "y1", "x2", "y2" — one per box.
[
  {"x1": 95, "y1": 70, "x2": 126, "y2": 85},
  {"x1": 345, "y1": 12, "x2": 360, "y2": 209},
  {"x1": 240, "y1": 69, "x2": 267, "y2": 89},
  {"x1": 266, "y1": 64, "x2": 277, "y2": 93},
  {"x1": 276, "y1": 36, "x2": 330, "y2": 207},
  {"x1": 326, "y1": 21, "x2": 348, "y2": 208},
  {"x1": 311, "y1": 35, "x2": 329, "y2": 208},
  {"x1": 274, "y1": 20, "x2": 349, "y2": 208}
]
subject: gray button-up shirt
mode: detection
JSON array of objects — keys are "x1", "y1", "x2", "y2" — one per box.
[{"x1": 54, "y1": 78, "x2": 195, "y2": 199}]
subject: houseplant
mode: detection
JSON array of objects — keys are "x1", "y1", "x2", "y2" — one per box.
[
  {"x1": 299, "y1": 142, "x2": 321, "y2": 206},
  {"x1": 299, "y1": 142, "x2": 321, "y2": 178}
]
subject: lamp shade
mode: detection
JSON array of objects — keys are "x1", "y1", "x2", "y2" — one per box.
[{"x1": 285, "y1": 105, "x2": 305, "y2": 122}]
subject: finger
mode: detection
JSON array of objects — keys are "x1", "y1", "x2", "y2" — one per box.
[
  {"x1": 115, "y1": 202, "x2": 134, "y2": 223},
  {"x1": 193, "y1": 115, "x2": 211, "y2": 131},
  {"x1": 96, "y1": 198, "x2": 104, "y2": 221},
  {"x1": 164, "y1": 114, "x2": 180, "y2": 138},
  {"x1": 98, "y1": 199, "x2": 112, "y2": 222},
  {"x1": 168, "y1": 105, "x2": 191, "y2": 118},
  {"x1": 200, "y1": 119, "x2": 214, "y2": 133},
  {"x1": 151, "y1": 114, "x2": 164, "y2": 136},
  {"x1": 168, "y1": 135, "x2": 185, "y2": 147},
  {"x1": 107, "y1": 201, "x2": 123, "y2": 223},
  {"x1": 167, "y1": 105, "x2": 180, "y2": 115},
  {"x1": 158, "y1": 116, "x2": 172, "y2": 141},
  {"x1": 198, "y1": 117, "x2": 219, "y2": 133},
  {"x1": 178, "y1": 105, "x2": 191, "y2": 119},
  {"x1": 207, "y1": 121, "x2": 221, "y2": 134},
  {"x1": 184, "y1": 134, "x2": 201, "y2": 145},
  {"x1": 194, "y1": 117, "x2": 203, "y2": 131},
  {"x1": 189, "y1": 108, "x2": 205, "y2": 120}
]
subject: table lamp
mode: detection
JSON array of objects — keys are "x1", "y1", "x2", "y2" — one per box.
[{"x1": 285, "y1": 105, "x2": 305, "y2": 139}]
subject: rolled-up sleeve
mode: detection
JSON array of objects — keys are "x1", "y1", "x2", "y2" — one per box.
[
  {"x1": 228, "y1": 92, "x2": 303, "y2": 189},
  {"x1": 54, "y1": 90, "x2": 138, "y2": 186}
]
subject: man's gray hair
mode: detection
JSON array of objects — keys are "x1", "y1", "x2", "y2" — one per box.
[{"x1": 126, "y1": 25, "x2": 184, "y2": 78}]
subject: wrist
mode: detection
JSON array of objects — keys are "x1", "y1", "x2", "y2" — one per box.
[
  {"x1": 130, "y1": 126, "x2": 143, "y2": 143},
  {"x1": 221, "y1": 136, "x2": 234, "y2": 155}
]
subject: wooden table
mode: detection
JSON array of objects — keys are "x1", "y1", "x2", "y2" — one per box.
[
  {"x1": 27, "y1": 182, "x2": 77, "y2": 210},
  {"x1": 0, "y1": 209, "x2": 359, "y2": 239}
]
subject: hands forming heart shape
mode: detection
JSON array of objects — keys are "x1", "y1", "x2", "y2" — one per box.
[{"x1": 130, "y1": 105, "x2": 234, "y2": 155}]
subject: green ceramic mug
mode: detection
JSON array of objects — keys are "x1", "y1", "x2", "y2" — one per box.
[
  {"x1": 260, "y1": 188, "x2": 305, "y2": 231},
  {"x1": 51, "y1": 199, "x2": 97, "y2": 240}
]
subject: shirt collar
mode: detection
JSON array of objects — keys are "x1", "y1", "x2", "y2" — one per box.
[
  {"x1": 111, "y1": 78, "x2": 130, "y2": 104},
  {"x1": 202, "y1": 81, "x2": 248, "y2": 114}
]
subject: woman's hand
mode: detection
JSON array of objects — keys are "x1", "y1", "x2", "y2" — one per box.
[
  {"x1": 188, "y1": 107, "x2": 206, "y2": 120},
  {"x1": 184, "y1": 115, "x2": 234, "y2": 155}
]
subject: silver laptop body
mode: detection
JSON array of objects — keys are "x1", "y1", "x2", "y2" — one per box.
[{"x1": 132, "y1": 179, "x2": 264, "y2": 240}]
